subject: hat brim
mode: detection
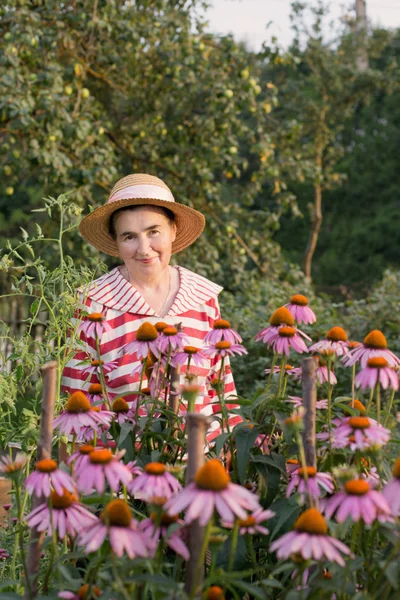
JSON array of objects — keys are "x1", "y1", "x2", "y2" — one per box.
[{"x1": 79, "y1": 197, "x2": 206, "y2": 256}]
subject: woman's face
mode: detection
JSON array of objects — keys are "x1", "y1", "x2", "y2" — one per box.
[{"x1": 114, "y1": 206, "x2": 176, "y2": 275}]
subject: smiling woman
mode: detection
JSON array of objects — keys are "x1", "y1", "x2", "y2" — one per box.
[{"x1": 62, "y1": 173, "x2": 242, "y2": 443}]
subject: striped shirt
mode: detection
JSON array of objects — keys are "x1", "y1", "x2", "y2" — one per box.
[{"x1": 62, "y1": 265, "x2": 242, "y2": 442}]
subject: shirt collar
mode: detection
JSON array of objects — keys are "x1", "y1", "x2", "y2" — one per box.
[{"x1": 83, "y1": 266, "x2": 222, "y2": 316}]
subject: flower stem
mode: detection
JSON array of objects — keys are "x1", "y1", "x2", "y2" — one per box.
[
  {"x1": 384, "y1": 388, "x2": 396, "y2": 426},
  {"x1": 189, "y1": 518, "x2": 213, "y2": 600},
  {"x1": 15, "y1": 482, "x2": 32, "y2": 599},
  {"x1": 296, "y1": 431, "x2": 314, "y2": 509},
  {"x1": 376, "y1": 383, "x2": 381, "y2": 424},
  {"x1": 228, "y1": 519, "x2": 240, "y2": 572}
]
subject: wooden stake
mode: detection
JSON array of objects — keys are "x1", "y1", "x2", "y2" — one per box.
[
  {"x1": 301, "y1": 357, "x2": 317, "y2": 468},
  {"x1": 184, "y1": 413, "x2": 210, "y2": 597},
  {"x1": 25, "y1": 361, "x2": 57, "y2": 599}
]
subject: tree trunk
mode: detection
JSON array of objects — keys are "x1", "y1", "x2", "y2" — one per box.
[{"x1": 303, "y1": 148, "x2": 323, "y2": 282}]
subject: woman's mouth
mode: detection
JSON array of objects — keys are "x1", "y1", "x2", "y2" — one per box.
[{"x1": 137, "y1": 257, "x2": 156, "y2": 264}]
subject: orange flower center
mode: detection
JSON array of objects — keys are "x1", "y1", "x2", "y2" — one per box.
[
  {"x1": 88, "y1": 383, "x2": 102, "y2": 394},
  {"x1": 392, "y1": 458, "x2": 400, "y2": 479},
  {"x1": 79, "y1": 444, "x2": 95, "y2": 455},
  {"x1": 214, "y1": 319, "x2": 231, "y2": 329},
  {"x1": 363, "y1": 330, "x2": 387, "y2": 349},
  {"x1": 294, "y1": 508, "x2": 328, "y2": 535},
  {"x1": 215, "y1": 341, "x2": 231, "y2": 350},
  {"x1": 89, "y1": 449, "x2": 113, "y2": 465},
  {"x1": 163, "y1": 326, "x2": 178, "y2": 336},
  {"x1": 141, "y1": 387, "x2": 151, "y2": 395},
  {"x1": 112, "y1": 398, "x2": 129, "y2": 413},
  {"x1": 50, "y1": 488, "x2": 78, "y2": 509},
  {"x1": 36, "y1": 459, "x2": 57, "y2": 473},
  {"x1": 344, "y1": 480, "x2": 370, "y2": 496},
  {"x1": 345, "y1": 399, "x2": 366, "y2": 415},
  {"x1": 285, "y1": 364, "x2": 294, "y2": 370},
  {"x1": 290, "y1": 294, "x2": 308, "y2": 306},
  {"x1": 238, "y1": 515, "x2": 257, "y2": 527},
  {"x1": 207, "y1": 586, "x2": 225, "y2": 600},
  {"x1": 366, "y1": 357, "x2": 388, "y2": 369},
  {"x1": 270, "y1": 307, "x2": 295, "y2": 327},
  {"x1": 298, "y1": 467, "x2": 317, "y2": 478},
  {"x1": 284, "y1": 415, "x2": 302, "y2": 426},
  {"x1": 155, "y1": 321, "x2": 168, "y2": 332},
  {"x1": 4, "y1": 460, "x2": 26, "y2": 473},
  {"x1": 145, "y1": 462, "x2": 166, "y2": 476},
  {"x1": 326, "y1": 327, "x2": 347, "y2": 342},
  {"x1": 195, "y1": 459, "x2": 230, "y2": 491},
  {"x1": 102, "y1": 499, "x2": 132, "y2": 527},
  {"x1": 150, "y1": 511, "x2": 179, "y2": 526},
  {"x1": 184, "y1": 346, "x2": 199, "y2": 355},
  {"x1": 279, "y1": 326, "x2": 296, "y2": 338},
  {"x1": 287, "y1": 459, "x2": 300, "y2": 466},
  {"x1": 348, "y1": 416, "x2": 370, "y2": 430},
  {"x1": 66, "y1": 391, "x2": 91, "y2": 413},
  {"x1": 348, "y1": 341, "x2": 361, "y2": 349},
  {"x1": 90, "y1": 360, "x2": 103, "y2": 366},
  {"x1": 323, "y1": 570, "x2": 332, "y2": 580},
  {"x1": 136, "y1": 322, "x2": 158, "y2": 342},
  {"x1": 77, "y1": 583, "x2": 102, "y2": 600},
  {"x1": 87, "y1": 313, "x2": 104, "y2": 322}
]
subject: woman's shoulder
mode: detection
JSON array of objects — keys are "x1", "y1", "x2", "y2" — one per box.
[
  {"x1": 77, "y1": 267, "x2": 121, "y2": 301},
  {"x1": 176, "y1": 265, "x2": 223, "y2": 302}
]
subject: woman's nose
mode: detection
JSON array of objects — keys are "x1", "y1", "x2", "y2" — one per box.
[{"x1": 137, "y1": 236, "x2": 150, "y2": 255}]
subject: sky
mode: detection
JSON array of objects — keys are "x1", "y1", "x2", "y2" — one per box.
[{"x1": 204, "y1": 0, "x2": 400, "y2": 50}]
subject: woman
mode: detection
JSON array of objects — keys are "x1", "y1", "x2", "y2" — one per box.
[{"x1": 62, "y1": 173, "x2": 242, "y2": 443}]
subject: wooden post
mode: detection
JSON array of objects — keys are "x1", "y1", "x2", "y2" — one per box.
[
  {"x1": 355, "y1": 0, "x2": 368, "y2": 71},
  {"x1": 301, "y1": 357, "x2": 317, "y2": 469},
  {"x1": 184, "y1": 413, "x2": 210, "y2": 597},
  {"x1": 168, "y1": 364, "x2": 181, "y2": 415},
  {"x1": 25, "y1": 361, "x2": 57, "y2": 600}
]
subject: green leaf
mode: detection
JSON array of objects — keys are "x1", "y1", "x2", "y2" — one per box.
[
  {"x1": 233, "y1": 426, "x2": 259, "y2": 483},
  {"x1": 228, "y1": 580, "x2": 267, "y2": 600},
  {"x1": 118, "y1": 421, "x2": 133, "y2": 445}
]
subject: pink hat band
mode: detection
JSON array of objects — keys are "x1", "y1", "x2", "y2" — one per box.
[{"x1": 109, "y1": 184, "x2": 175, "y2": 204}]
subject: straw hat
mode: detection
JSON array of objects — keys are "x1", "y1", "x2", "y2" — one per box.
[{"x1": 79, "y1": 173, "x2": 206, "y2": 256}]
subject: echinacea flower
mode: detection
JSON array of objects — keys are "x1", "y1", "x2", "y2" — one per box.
[
  {"x1": 129, "y1": 462, "x2": 182, "y2": 502},
  {"x1": 0, "y1": 452, "x2": 27, "y2": 477},
  {"x1": 287, "y1": 466, "x2": 334, "y2": 501},
  {"x1": 355, "y1": 357, "x2": 399, "y2": 391},
  {"x1": 270, "y1": 326, "x2": 309, "y2": 356},
  {"x1": 284, "y1": 294, "x2": 316, "y2": 325},
  {"x1": 141, "y1": 512, "x2": 189, "y2": 560},
  {"x1": 324, "y1": 479, "x2": 391, "y2": 524},
  {"x1": 309, "y1": 327, "x2": 349, "y2": 357},
  {"x1": 78, "y1": 313, "x2": 112, "y2": 340},
  {"x1": 82, "y1": 359, "x2": 118, "y2": 377},
  {"x1": 53, "y1": 392, "x2": 113, "y2": 436},
  {"x1": 255, "y1": 307, "x2": 295, "y2": 344},
  {"x1": 123, "y1": 322, "x2": 160, "y2": 360},
  {"x1": 288, "y1": 396, "x2": 328, "y2": 409},
  {"x1": 203, "y1": 341, "x2": 248, "y2": 359},
  {"x1": 26, "y1": 488, "x2": 97, "y2": 539},
  {"x1": 343, "y1": 330, "x2": 400, "y2": 368},
  {"x1": 85, "y1": 382, "x2": 103, "y2": 404},
  {"x1": 76, "y1": 449, "x2": 132, "y2": 494},
  {"x1": 171, "y1": 346, "x2": 208, "y2": 368},
  {"x1": 68, "y1": 444, "x2": 96, "y2": 472},
  {"x1": 165, "y1": 459, "x2": 260, "y2": 526},
  {"x1": 383, "y1": 458, "x2": 400, "y2": 515},
  {"x1": 0, "y1": 548, "x2": 10, "y2": 560},
  {"x1": 78, "y1": 499, "x2": 150, "y2": 559},
  {"x1": 24, "y1": 459, "x2": 74, "y2": 498},
  {"x1": 292, "y1": 358, "x2": 337, "y2": 385},
  {"x1": 111, "y1": 397, "x2": 137, "y2": 424},
  {"x1": 222, "y1": 507, "x2": 275, "y2": 535},
  {"x1": 286, "y1": 459, "x2": 300, "y2": 476},
  {"x1": 58, "y1": 583, "x2": 102, "y2": 600},
  {"x1": 265, "y1": 364, "x2": 297, "y2": 377},
  {"x1": 270, "y1": 508, "x2": 351, "y2": 566},
  {"x1": 204, "y1": 319, "x2": 242, "y2": 345},
  {"x1": 157, "y1": 326, "x2": 190, "y2": 354},
  {"x1": 332, "y1": 416, "x2": 390, "y2": 451}
]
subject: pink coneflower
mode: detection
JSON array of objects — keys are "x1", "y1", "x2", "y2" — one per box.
[
  {"x1": 383, "y1": 458, "x2": 400, "y2": 515},
  {"x1": 26, "y1": 489, "x2": 97, "y2": 539},
  {"x1": 82, "y1": 359, "x2": 118, "y2": 377},
  {"x1": 165, "y1": 459, "x2": 260, "y2": 525},
  {"x1": 24, "y1": 459, "x2": 74, "y2": 498},
  {"x1": 286, "y1": 459, "x2": 301, "y2": 476},
  {"x1": 157, "y1": 326, "x2": 189, "y2": 354},
  {"x1": 78, "y1": 312, "x2": 112, "y2": 340},
  {"x1": 288, "y1": 396, "x2": 328, "y2": 409},
  {"x1": 343, "y1": 330, "x2": 400, "y2": 368},
  {"x1": 222, "y1": 507, "x2": 275, "y2": 535},
  {"x1": 171, "y1": 346, "x2": 208, "y2": 368},
  {"x1": 0, "y1": 548, "x2": 10, "y2": 560},
  {"x1": 0, "y1": 452, "x2": 27, "y2": 477},
  {"x1": 111, "y1": 397, "x2": 137, "y2": 425},
  {"x1": 203, "y1": 340, "x2": 248, "y2": 359},
  {"x1": 58, "y1": 584, "x2": 102, "y2": 600},
  {"x1": 126, "y1": 460, "x2": 143, "y2": 479},
  {"x1": 355, "y1": 357, "x2": 399, "y2": 391},
  {"x1": 270, "y1": 508, "x2": 351, "y2": 566},
  {"x1": 124, "y1": 322, "x2": 160, "y2": 360},
  {"x1": 141, "y1": 512, "x2": 190, "y2": 560},
  {"x1": 53, "y1": 392, "x2": 113, "y2": 436},
  {"x1": 265, "y1": 364, "x2": 297, "y2": 377},
  {"x1": 287, "y1": 466, "x2": 334, "y2": 501},
  {"x1": 76, "y1": 449, "x2": 132, "y2": 494},
  {"x1": 255, "y1": 307, "x2": 295, "y2": 344},
  {"x1": 324, "y1": 479, "x2": 391, "y2": 524},
  {"x1": 284, "y1": 294, "x2": 316, "y2": 325},
  {"x1": 129, "y1": 462, "x2": 182, "y2": 502},
  {"x1": 85, "y1": 382, "x2": 103, "y2": 404},
  {"x1": 270, "y1": 326, "x2": 309, "y2": 356},
  {"x1": 68, "y1": 444, "x2": 97, "y2": 472},
  {"x1": 309, "y1": 327, "x2": 349, "y2": 357},
  {"x1": 332, "y1": 416, "x2": 390, "y2": 451},
  {"x1": 292, "y1": 359, "x2": 337, "y2": 385},
  {"x1": 79, "y1": 499, "x2": 150, "y2": 559},
  {"x1": 204, "y1": 319, "x2": 242, "y2": 345},
  {"x1": 254, "y1": 433, "x2": 270, "y2": 454}
]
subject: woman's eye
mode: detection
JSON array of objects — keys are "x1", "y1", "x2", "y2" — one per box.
[
  {"x1": 125, "y1": 234, "x2": 135, "y2": 241},
  {"x1": 149, "y1": 230, "x2": 159, "y2": 236}
]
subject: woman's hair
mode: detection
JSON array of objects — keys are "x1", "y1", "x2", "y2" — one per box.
[{"x1": 108, "y1": 205, "x2": 175, "y2": 240}]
